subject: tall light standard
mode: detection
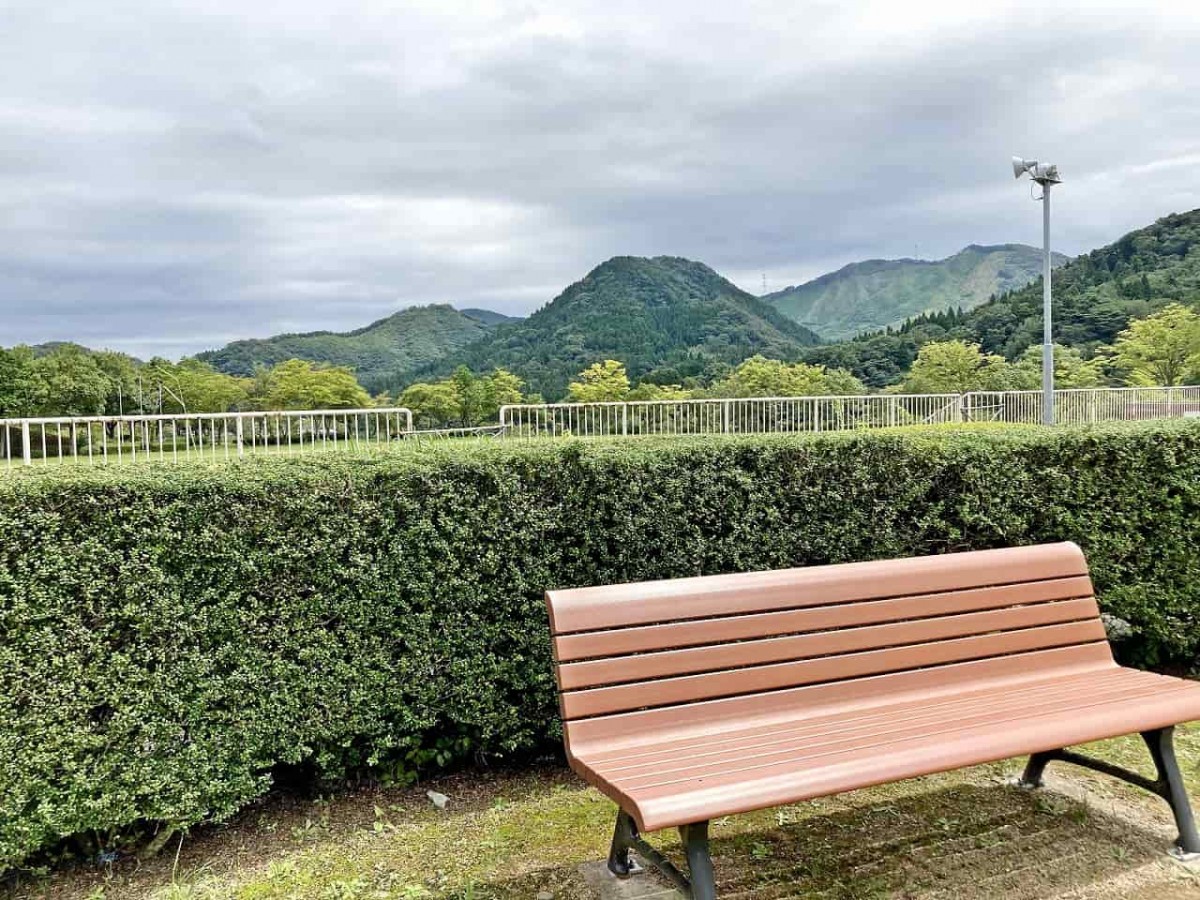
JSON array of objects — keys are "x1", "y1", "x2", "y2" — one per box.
[{"x1": 1012, "y1": 156, "x2": 1062, "y2": 425}]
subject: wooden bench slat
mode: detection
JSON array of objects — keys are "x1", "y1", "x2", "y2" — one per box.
[
  {"x1": 608, "y1": 676, "x2": 1173, "y2": 789},
  {"x1": 627, "y1": 678, "x2": 1200, "y2": 797},
  {"x1": 547, "y1": 543, "x2": 1087, "y2": 634},
  {"x1": 625, "y1": 679, "x2": 1200, "y2": 830},
  {"x1": 557, "y1": 597, "x2": 1099, "y2": 690},
  {"x1": 564, "y1": 643, "x2": 1115, "y2": 756},
  {"x1": 554, "y1": 575, "x2": 1094, "y2": 662},
  {"x1": 585, "y1": 664, "x2": 1139, "y2": 768},
  {"x1": 559, "y1": 619, "x2": 1108, "y2": 719}
]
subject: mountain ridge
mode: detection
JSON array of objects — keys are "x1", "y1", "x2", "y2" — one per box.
[
  {"x1": 394, "y1": 255, "x2": 821, "y2": 399},
  {"x1": 198, "y1": 304, "x2": 516, "y2": 387},
  {"x1": 803, "y1": 209, "x2": 1200, "y2": 386},
  {"x1": 766, "y1": 243, "x2": 1068, "y2": 340}
]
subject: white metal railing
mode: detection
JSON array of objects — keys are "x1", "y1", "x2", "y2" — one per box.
[
  {"x1": 2, "y1": 407, "x2": 413, "y2": 468},
  {"x1": 501, "y1": 386, "x2": 1200, "y2": 438},
  {"x1": 499, "y1": 394, "x2": 965, "y2": 437},
  {"x1": 7, "y1": 388, "x2": 1200, "y2": 465},
  {"x1": 963, "y1": 386, "x2": 1200, "y2": 425}
]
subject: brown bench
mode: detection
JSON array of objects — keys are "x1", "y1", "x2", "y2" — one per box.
[{"x1": 545, "y1": 543, "x2": 1200, "y2": 899}]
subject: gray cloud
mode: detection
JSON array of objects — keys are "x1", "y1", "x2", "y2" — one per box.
[{"x1": 2, "y1": 1, "x2": 1199, "y2": 357}]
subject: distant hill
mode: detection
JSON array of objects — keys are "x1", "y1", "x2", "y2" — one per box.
[
  {"x1": 804, "y1": 209, "x2": 1200, "y2": 386},
  {"x1": 198, "y1": 304, "x2": 513, "y2": 388},
  {"x1": 400, "y1": 256, "x2": 822, "y2": 400},
  {"x1": 31, "y1": 341, "x2": 115, "y2": 357},
  {"x1": 954, "y1": 210, "x2": 1200, "y2": 356},
  {"x1": 459, "y1": 308, "x2": 522, "y2": 326},
  {"x1": 766, "y1": 244, "x2": 1068, "y2": 340}
]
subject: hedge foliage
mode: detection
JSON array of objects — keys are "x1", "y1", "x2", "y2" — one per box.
[{"x1": 3, "y1": 422, "x2": 1200, "y2": 871}]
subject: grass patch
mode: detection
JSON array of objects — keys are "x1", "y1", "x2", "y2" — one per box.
[{"x1": 11, "y1": 727, "x2": 1200, "y2": 900}]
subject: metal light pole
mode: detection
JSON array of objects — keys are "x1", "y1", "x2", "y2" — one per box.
[
  {"x1": 1040, "y1": 181, "x2": 1053, "y2": 425},
  {"x1": 1013, "y1": 157, "x2": 1062, "y2": 425}
]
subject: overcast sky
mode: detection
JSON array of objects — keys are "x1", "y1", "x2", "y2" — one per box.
[{"x1": 2, "y1": 1, "x2": 1199, "y2": 358}]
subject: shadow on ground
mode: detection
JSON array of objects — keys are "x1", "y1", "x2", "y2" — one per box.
[{"x1": 482, "y1": 783, "x2": 1175, "y2": 900}]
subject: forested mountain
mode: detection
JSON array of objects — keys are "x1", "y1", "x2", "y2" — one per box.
[
  {"x1": 198, "y1": 305, "x2": 512, "y2": 389},
  {"x1": 180, "y1": 210, "x2": 1200, "y2": 399},
  {"x1": 458, "y1": 308, "x2": 522, "y2": 326},
  {"x1": 804, "y1": 209, "x2": 1200, "y2": 386},
  {"x1": 397, "y1": 256, "x2": 821, "y2": 400},
  {"x1": 765, "y1": 244, "x2": 1067, "y2": 340}
]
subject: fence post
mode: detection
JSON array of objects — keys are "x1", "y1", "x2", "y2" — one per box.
[
  {"x1": 622, "y1": 403, "x2": 628, "y2": 436},
  {"x1": 235, "y1": 416, "x2": 244, "y2": 456},
  {"x1": 722, "y1": 400, "x2": 730, "y2": 434},
  {"x1": 21, "y1": 420, "x2": 31, "y2": 466},
  {"x1": 888, "y1": 396, "x2": 896, "y2": 428}
]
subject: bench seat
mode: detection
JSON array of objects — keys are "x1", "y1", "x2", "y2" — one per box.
[
  {"x1": 546, "y1": 543, "x2": 1200, "y2": 897},
  {"x1": 570, "y1": 658, "x2": 1200, "y2": 831}
]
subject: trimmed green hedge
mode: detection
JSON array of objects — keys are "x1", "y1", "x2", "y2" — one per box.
[{"x1": 3, "y1": 423, "x2": 1200, "y2": 870}]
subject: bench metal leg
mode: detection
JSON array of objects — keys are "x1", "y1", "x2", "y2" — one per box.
[
  {"x1": 1018, "y1": 726, "x2": 1200, "y2": 857},
  {"x1": 679, "y1": 821, "x2": 716, "y2": 900},
  {"x1": 606, "y1": 810, "x2": 717, "y2": 899},
  {"x1": 608, "y1": 810, "x2": 643, "y2": 877},
  {"x1": 1144, "y1": 727, "x2": 1200, "y2": 857},
  {"x1": 1019, "y1": 750, "x2": 1054, "y2": 788}
]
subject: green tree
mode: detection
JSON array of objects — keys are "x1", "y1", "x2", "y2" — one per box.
[
  {"x1": 627, "y1": 382, "x2": 692, "y2": 401},
  {"x1": 1112, "y1": 303, "x2": 1200, "y2": 386},
  {"x1": 449, "y1": 367, "x2": 486, "y2": 425},
  {"x1": 399, "y1": 381, "x2": 461, "y2": 428},
  {"x1": 176, "y1": 360, "x2": 251, "y2": 412},
  {"x1": 901, "y1": 341, "x2": 1019, "y2": 394},
  {"x1": 449, "y1": 366, "x2": 527, "y2": 426},
  {"x1": 399, "y1": 368, "x2": 525, "y2": 428},
  {"x1": 709, "y1": 355, "x2": 865, "y2": 397},
  {"x1": 567, "y1": 360, "x2": 630, "y2": 402},
  {"x1": 259, "y1": 359, "x2": 371, "y2": 409},
  {"x1": 902, "y1": 341, "x2": 980, "y2": 393},
  {"x1": 32, "y1": 345, "x2": 110, "y2": 416},
  {"x1": 1014, "y1": 344, "x2": 1106, "y2": 389},
  {"x1": 975, "y1": 354, "x2": 1026, "y2": 392},
  {"x1": 483, "y1": 368, "x2": 524, "y2": 418},
  {"x1": 712, "y1": 356, "x2": 812, "y2": 396},
  {"x1": 0, "y1": 346, "x2": 39, "y2": 417},
  {"x1": 142, "y1": 358, "x2": 192, "y2": 412},
  {"x1": 817, "y1": 366, "x2": 867, "y2": 396},
  {"x1": 92, "y1": 350, "x2": 141, "y2": 414},
  {"x1": 142, "y1": 359, "x2": 251, "y2": 413}
]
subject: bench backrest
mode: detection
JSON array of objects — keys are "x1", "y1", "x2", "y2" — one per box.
[{"x1": 545, "y1": 543, "x2": 1110, "y2": 743}]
